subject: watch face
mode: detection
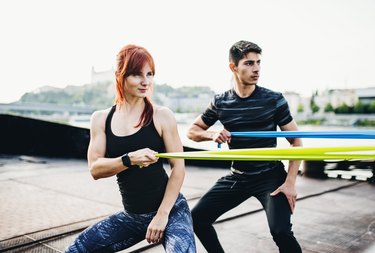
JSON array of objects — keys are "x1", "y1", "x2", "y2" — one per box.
[{"x1": 122, "y1": 154, "x2": 131, "y2": 167}]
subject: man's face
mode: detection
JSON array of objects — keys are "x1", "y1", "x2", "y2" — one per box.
[{"x1": 234, "y1": 52, "x2": 261, "y2": 86}]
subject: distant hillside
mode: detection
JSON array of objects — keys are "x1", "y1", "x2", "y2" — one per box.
[
  {"x1": 20, "y1": 82, "x2": 114, "y2": 110},
  {"x1": 19, "y1": 82, "x2": 216, "y2": 112}
]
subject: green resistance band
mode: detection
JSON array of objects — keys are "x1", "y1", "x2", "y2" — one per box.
[{"x1": 156, "y1": 146, "x2": 375, "y2": 161}]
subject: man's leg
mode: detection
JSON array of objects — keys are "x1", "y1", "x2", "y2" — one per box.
[
  {"x1": 256, "y1": 169, "x2": 302, "y2": 253},
  {"x1": 192, "y1": 174, "x2": 249, "y2": 253}
]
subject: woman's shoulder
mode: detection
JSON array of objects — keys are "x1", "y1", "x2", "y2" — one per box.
[
  {"x1": 92, "y1": 107, "x2": 112, "y2": 120},
  {"x1": 153, "y1": 105, "x2": 176, "y2": 127},
  {"x1": 154, "y1": 105, "x2": 174, "y2": 118},
  {"x1": 90, "y1": 107, "x2": 114, "y2": 129}
]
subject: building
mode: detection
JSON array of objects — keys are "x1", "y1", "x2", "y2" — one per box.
[
  {"x1": 356, "y1": 87, "x2": 375, "y2": 104},
  {"x1": 91, "y1": 67, "x2": 115, "y2": 84}
]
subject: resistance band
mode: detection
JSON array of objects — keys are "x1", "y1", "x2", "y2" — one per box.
[
  {"x1": 229, "y1": 130, "x2": 375, "y2": 139},
  {"x1": 217, "y1": 130, "x2": 375, "y2": 148},
  {"x1": 156, "y1": 146, "x2": 375, "y2": 161}
]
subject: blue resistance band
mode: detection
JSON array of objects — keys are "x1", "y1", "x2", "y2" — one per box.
[{"x1": 217, "y1": 130, "x2": 375, "y2": 148}]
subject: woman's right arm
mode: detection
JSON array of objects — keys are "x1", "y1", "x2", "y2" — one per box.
[{"x1": 87, "y1": 110, "x2": 126, "y2": 180}]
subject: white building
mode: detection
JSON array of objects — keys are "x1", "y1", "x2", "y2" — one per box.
[
  {"x1": 316, "y1": 89, "x2": 358, "y2": 109},
  {"x1": 355, "y1": 87, "x2": 375, "y2": 104},
  {"x1": 91, "y1": 67, "x2": 114, "y2": 84}
]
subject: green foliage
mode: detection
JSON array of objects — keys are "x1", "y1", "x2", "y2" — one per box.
[
  {"x1": 297, "y1": 118, "x2": 325, "y2": 125},
  {"x1": 297, "y1": 104, "x2": 304, "y2": 113},
  {"x1": 323, "y1": 100, "x2": 375, "y2": 114},
  {"x1": 353, "y1": 101, "x2": 366, "y2": 113},
  {"x1": 324, "y1": 103, "x2": 334, "y2": 112},
  {"x1": 368, "y1": 101, "x2": 375, "y2": 112},
  {"x1": 156, "y1": 83, "x2": 175, "y2": 94},
  {"x1": 20, "y1": 82, "x2": 114, "y2": 110},
  {"x1": 18, "y1": 82, "x2": 216, "y2": 113},
  {"x1": 311, "y1": 103, "x2": 320, "y2": 114},
  {"x1": 176, "y1": 86, "x2": 215, "y2": 97},
  {"x1": 354, "y1": 119, "x2": 375, "y2": 127},
  {"x1": 335, "y1": 103, "x2": 352, "y2": 114},
  {"x1": 310, "y1": 92, "x2": 320, "y2": 114}
]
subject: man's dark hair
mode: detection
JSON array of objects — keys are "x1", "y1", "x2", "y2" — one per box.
[{"x1": 229, "y1": 40, "x2": 262, "y2": 66}]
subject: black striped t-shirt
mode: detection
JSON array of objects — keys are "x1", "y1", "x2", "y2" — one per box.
[{"x1": 201, "y1": 85, "x2": 293, "y2": 175}]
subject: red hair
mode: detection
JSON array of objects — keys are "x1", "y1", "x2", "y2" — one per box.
[{"x1": 115, "y1": 45, "x2": 155, "y2": 127}]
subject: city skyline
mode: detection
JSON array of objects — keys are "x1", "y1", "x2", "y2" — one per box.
[{"x1": 1, "y1": 0, "x2": 375, "y2": 103}]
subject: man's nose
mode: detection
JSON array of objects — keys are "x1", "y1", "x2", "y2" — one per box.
[{"x1": 253, "y1": 63, "x2": 260, "y2": 72}]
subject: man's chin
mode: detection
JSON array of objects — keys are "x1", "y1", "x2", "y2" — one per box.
[{"x1": 244, "y1": 83, "x2": 257, "y2": 86}]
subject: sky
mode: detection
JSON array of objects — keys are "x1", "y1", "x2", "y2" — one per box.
[{"x1": 1, "y1": 0, "x2": 375, "y2": 103}]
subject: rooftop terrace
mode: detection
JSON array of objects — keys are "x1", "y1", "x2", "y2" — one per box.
[{"x1": 0, "y1": 155, "x2": 374, "y2": 253}]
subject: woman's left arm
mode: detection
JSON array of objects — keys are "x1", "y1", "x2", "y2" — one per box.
[
  {"x1": 145, "y1": 107, "x2": 185, "y2": 244},
  {"x1": 157, "y1": 107, "x2": 185, "y2": 216}
]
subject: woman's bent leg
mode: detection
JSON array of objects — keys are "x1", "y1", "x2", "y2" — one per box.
[
  {"x1": 163, "y1": 194, "x2": 196, "y2": 253},
  {"x1": 65, "y1": 210, "x2": 152, "y2": 253}
]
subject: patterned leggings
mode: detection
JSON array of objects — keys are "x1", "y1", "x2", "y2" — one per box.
[{"x1": 65, "y1": 194, "x2": 196, "y2": 253}]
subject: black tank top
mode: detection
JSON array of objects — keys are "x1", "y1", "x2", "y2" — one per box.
[{"x1": 105, "y1": 105, "x2": 168, "y2": 214}]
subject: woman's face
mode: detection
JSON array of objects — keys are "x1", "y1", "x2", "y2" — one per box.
[{"x1": 124, "y1": 63, "x2": 153, "y2": 98}]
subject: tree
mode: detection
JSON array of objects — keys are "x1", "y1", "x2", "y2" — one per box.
[
  {"x1": 335, "y1": 103, "x2": 350, "y2": 114},
  {"x1": 311, "y1": 103, "x2": 320, "y2": 114},
  {"x1": 324, "y1": 103, "x2": 334, "y2": 113},
  {"x1": 297, "y1": 104, "x2": 304, "y2": 113},
  {"x1": 310, "y1": 91, "x2": 320, "y2": 114},
  {"x1": 353, "y1": 101, "x2": 365, "y2": 114},
  {"x1": 368, "y1": 101, "x2": 375, "y2": 113}
]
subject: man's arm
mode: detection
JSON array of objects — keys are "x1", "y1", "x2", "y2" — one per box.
[
  {"x1": 187, "y1": 116, "x2": 231, "y2": 144},
  {"x1": 280, "y1": 119, "x2": 303, "y2": 179},
  {"x1": 270, "y1": 119, "x2": 302, "y2": 213}
]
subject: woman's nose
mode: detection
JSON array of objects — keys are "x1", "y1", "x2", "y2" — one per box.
[{"x1": 141, "y1": 76, "x2": 150, "y2": 86}]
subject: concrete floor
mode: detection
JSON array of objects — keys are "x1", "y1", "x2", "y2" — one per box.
[{"x1": 0, "y1": 155, "x2": 374, "y2": 252}]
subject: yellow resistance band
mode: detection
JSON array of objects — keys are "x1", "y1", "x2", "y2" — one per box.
[{"x1": 156, "y1": 146, "x2": 375, "y2": 161}]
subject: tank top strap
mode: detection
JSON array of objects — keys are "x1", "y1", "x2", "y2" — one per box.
[{"x1": 105, "y1": 105, "x2": 117, "y2": 134}]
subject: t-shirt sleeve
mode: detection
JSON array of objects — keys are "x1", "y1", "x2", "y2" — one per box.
[
  {"x1": 274, "y1": 93, "x2": 293, "y2": 126},
  {"x1": 201, "y1": 97, "x2": 218, "y2": 127}
]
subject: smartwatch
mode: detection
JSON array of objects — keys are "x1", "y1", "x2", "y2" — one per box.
[{"x1": 121, "y1": 153, "x2": 131, "y2": 167}]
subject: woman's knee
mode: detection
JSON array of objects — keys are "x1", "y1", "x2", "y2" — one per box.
[
  {"x1": 164, "y1": 237, "x2": 196, "y2": 253},
  {"x1": 164, "y1": 225, "x2": 196, "y2": 253}
]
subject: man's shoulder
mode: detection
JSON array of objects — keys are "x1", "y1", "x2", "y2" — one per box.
[
  {"x1": 213, "y1": 89, "x2": 234, "y2": 101},
  {"x1": 257, "y1": 85, "x2": 283, "y2": 99}
]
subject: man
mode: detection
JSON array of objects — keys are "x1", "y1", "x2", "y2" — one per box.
[{"x1": 187, "y1": 40, "x2": 302, "y2": 253}]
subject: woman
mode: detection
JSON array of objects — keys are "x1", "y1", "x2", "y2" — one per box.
[{"x1": 66, "y1": 44, "x2": 196, "y2": 253}]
